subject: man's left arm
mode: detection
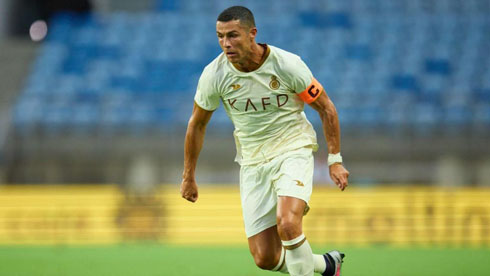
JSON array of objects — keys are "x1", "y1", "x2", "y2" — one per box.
[{"x1": 309, "y1": 90, "x2": 349, "y2": 191}]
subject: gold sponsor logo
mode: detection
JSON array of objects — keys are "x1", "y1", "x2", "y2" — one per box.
[
  {"x1": 230, "y1": 84, "x2": 241, "y2": 90},
  {"x1": 269, "y1": 75, "x2": 280, "y2": 90},
  {"x1": 294, "y1": 180, "x2": 304, "y2": 187}
]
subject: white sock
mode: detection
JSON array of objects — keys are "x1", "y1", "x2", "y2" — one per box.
[
  {"x1": 274, "y1": 244, "x2": 327, "y2": 274},
  {"x1": 273, "y1": 250, "x2": 326, "y2": 274},
  {"x1": 281, "y1": 234, "x2": 314, "y2": 276},
  {"x1": 313, "y1": 254, "x2": 327, "y2": 274},
  {"x1": 272, "y1": 247, "x2": 289, "y2": 274}
]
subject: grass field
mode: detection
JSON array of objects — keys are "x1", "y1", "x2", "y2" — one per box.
[{"x1": 0, "y1": 245, "x2": 489, "y2": 275}]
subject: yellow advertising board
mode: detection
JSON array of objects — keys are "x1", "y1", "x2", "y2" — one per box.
[
  {"x1": 0, "y1": 185, "x2": 489, "y2": 246},
  {"x1": 0, "y1": 186, "x2": 122, "y2": 245}
]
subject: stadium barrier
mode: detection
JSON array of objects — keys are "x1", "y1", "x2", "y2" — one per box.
[{"x1": 0, "y1": 185, "x2": 489, "y2": 246}]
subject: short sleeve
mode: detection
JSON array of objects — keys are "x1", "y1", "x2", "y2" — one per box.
[
  {"x1": 288, "y1": 57, "x2": 314, "y2": 93},
  {"x1": 194, "y1": 67, "x2": 220, "y2": 111},
  {"x1": 285, "y1": 57, "x2": 324, "y2": 104}
]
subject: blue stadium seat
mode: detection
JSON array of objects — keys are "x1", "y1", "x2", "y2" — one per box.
[
  {"x1": 444, "y1": 105, "x2": 473, "y2": 127},
  {"x1": 425, "y1": 58, "x2": 452, "y2": 75},
  {"x1": 345, "y1": 44, "x2": 372, "y2": 60},
  {"x1": 70, "y1": 104, "x2": 100, "y2": 133},
  {"x1": 473, "y1": 104, "x2": 490, "y2": 127},
  {"x1": 155, "y1": 0, "x2": 179, "y2": 11},
  {"x1": 13, "y1": 97, "x2": 44, "y2": 133},
  {"x1": 41, "y1": 103, "x2": 72, "y2": 133},
  {"x1": 299, "y1": 11, "x2": 353, "y2": 29},
  {"x1": 391, "y1": 74, "x2": 419, "y2": 91},
  {"x1": 412, "y1": 103, "x2": 442, "y2": 134}
]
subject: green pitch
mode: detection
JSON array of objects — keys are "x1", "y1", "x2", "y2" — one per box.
[{"x1": 0, "y1": 245, "x2": 489, "y2": 275}]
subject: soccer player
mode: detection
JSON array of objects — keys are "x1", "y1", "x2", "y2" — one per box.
[{"x1": 181, "y1": 6, "x2": 349, "y2": 276}]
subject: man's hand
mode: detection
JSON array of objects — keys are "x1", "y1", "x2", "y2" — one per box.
[
  {"x1": 329, "y1": 163, "x2": 349, "y2": 191},
  {"x1": 181, "y1": 178, "x2": 199, "y2": 202}
]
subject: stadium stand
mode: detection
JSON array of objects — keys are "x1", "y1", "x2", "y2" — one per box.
[{"x1": 12, "y1": 0, "x2": 490, "y2": 136}]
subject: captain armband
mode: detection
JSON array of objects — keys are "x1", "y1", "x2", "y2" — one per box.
[{"x1": 297, "y1": 77, "x2": 324, "y2": 104}]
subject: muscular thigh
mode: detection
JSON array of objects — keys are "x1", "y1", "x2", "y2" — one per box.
[{"x1": 247, "y1": 225, "x2": 282, "y2": 263}]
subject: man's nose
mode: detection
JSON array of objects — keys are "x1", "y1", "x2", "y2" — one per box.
[{"x1": 222, "y1": 38, "x2": 231, "y2": 48}]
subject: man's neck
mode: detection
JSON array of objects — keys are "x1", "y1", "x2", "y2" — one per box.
[{"x1": 233, "y1": 43, "x2": 266, "y2": 72}]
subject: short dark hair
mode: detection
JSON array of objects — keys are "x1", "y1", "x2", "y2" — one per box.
[{"x1": 217, "y1": 6, "x2": 255, "y2": 29}]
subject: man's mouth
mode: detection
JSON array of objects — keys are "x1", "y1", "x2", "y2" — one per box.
[{"x1": 226, "y1": 52, "x2": 237, "y2": 57}]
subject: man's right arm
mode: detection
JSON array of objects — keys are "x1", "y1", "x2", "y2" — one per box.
[{"x1": 181, "y1": 102, "x2": 214, "y2": 203}]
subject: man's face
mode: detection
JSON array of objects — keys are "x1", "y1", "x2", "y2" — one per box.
[{"x1": 216, "y1": 20, "x2": 256, "y2": 64}]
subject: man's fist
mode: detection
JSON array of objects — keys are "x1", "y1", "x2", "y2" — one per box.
[{"x1": 181, "y1": 179, "x2": 199, "y2": 202}]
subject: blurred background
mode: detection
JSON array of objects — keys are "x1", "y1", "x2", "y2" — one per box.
[{"x1": 0, "y1": 0, "x2": 489, "y2": 275}]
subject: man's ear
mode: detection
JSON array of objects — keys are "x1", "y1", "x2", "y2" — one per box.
[{"x1": 249, "y1": 27, "x2": 257, "y2": 41}]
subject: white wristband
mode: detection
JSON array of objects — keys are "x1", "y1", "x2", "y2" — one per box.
[{"x1": 328, "y1": 153, "x2": 343, "y2": 166}]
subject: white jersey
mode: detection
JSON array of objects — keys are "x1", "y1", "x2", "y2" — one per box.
[{"x1": 194, "y1": 45, "x2": 323, "y2": 165}]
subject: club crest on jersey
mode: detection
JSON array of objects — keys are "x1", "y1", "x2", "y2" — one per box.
[
  {"x1": 269, "y1": 75, "x2": 280, "y2": 90},
  {"x1": 230, "y1": 84, "x2": 241, "y2": 90}
]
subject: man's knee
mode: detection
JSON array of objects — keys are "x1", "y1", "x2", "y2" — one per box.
[
  {"x1": 277, "y1": 196, "x2": 305, "y2": 240},
  {"x1": 277, "y1": 214, "x2": 302, "y2": 240},
  {"x1": 252, "y1": 250, "x2": 277, "y2": 270}
]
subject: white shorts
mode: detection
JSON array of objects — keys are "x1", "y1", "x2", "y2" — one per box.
[{"x1": 239, "y1": 147, "x2": 314, "y2": 238}]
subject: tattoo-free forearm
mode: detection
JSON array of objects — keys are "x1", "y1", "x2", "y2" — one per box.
[
  {"x1": 320, "y1": 99, "x2": 341, "y2": 154},
  {"x1": 183, "y1": 119, "x2": 207, "y2": 180}
]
